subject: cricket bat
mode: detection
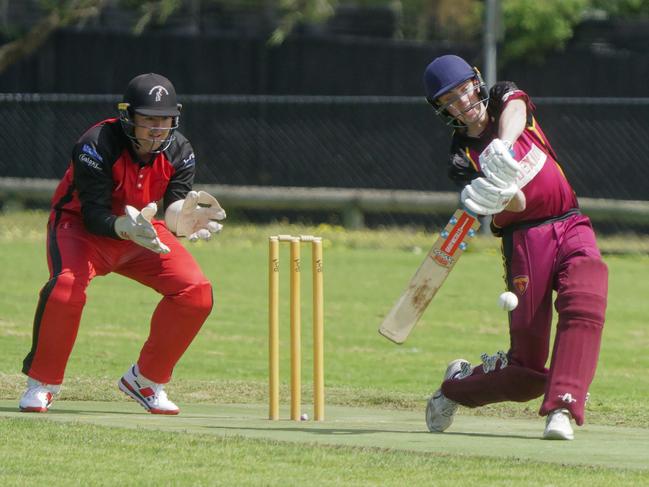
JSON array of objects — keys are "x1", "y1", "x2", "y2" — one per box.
[{"x1": 378, "y1": 209, "x2": 481, "y2": 344}]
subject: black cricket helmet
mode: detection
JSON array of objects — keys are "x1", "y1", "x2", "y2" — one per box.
[
  {"x1": 423, "y1": 55, "x2": 489, "y2": 128},
  {"x1": 118, "y1": 73, "x2": 183, "y2": 153}
]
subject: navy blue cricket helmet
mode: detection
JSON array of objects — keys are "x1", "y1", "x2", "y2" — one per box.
[{"x1": 423, "y1": 54, "x2": 489, "y2": 126}]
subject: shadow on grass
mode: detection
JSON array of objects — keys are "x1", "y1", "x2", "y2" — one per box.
[
  {"x1": 0, "y1": 404, "x2": 538, "y2": 440},
  {"x1": 0, "y1": 405, "x2": 144, "y2": 416},
  {"x1": 50, "y1": 408, "x2": 145, "y2": 416},
  {"x1": 204, "y1": 424, "x2": 535, "y2": 440},
  {"x1": 444, "y1": 431, "x2": 536, "y2": 440},
  {"x1": 206, "y1": 424, "x2": 427, "y2": 435}
]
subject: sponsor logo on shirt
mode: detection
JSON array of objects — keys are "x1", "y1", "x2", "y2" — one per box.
[
  {"x1": 451, "y1": 152, "x2": 470, "y2": 169},
  {"x1": 516, "y1": 144, "x2": 547, "y2": 189},
  {"x1": 82, "y1": 144, "x2": 103, "y2": 161},
  {"x1": 182, "y1": 152, "x2": 195, "y2": 167},
  {"x1": 78, "y1": 153, "x2": 101, "y2": 170}
]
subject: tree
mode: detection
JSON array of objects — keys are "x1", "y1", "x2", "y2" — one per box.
[
  {"x1": 399, "y1": 0, "x2": 483, "y2": 42},
  {"x1": 500, "y1": 0, "x2": 589, "y2": 63},
  {"x1": 0, "y1": 0, "x2": 186, "y2": 74},
  {"x1": 0, "y1": 0, "x2": 106, "y2": 74},
  {"x1": 589, "y1": 0, "x2": 649, "y2": 17},
  {"x1": 3, "y1": 0, "x2": 644, "y2": 76},
  {"x1": 118, "y1": 0, "x2": 182, "y2": 34}
]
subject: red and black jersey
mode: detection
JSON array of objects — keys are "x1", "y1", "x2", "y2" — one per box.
[
  {"x1": 50, "y1": 118, "x2": 196, "y2": 238},
  {"x1": 447, "y1": 81, "x2": 578, "y2": 230}
]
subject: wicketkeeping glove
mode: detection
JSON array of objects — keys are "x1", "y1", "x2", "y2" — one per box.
[
  {"x1": 114, "y1": 202, "x2": 171, "y2": 254},
  {"x1": 165, "y1": 190, "x2": 226, "y2": 242},
  {"x1": 479, "y1": 139, "x2": 520, "y2": 189},
  {"x1": 461, "y1": 177, "x2": 518, "y2": 216}
]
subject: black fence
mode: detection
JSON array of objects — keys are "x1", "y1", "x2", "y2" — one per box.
[{"x1": 1, "y1": 94, "x2": 649, "y2": 203}]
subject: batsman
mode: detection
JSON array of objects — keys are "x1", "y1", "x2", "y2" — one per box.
[
  {"x1": 19, "y1": 73, "x2": 226, "y2": 414},
  {"x1": 422, "y1": 55, "x2": 608, "y2": 440}
]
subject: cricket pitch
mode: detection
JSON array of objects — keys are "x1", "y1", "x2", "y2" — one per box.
[{"x1": 1, "y1": 400, "x2": 647, "y2": 471}]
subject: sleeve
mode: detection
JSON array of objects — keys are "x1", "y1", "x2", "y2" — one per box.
[
  {"x1": 489, "y1": 81, "x2": 535, "y2": 118},
  {"x1": 72, "y1": 139, "x2": 120, "y2": 238},
  {"x1": 163, "y1": 137, "x2": 196, "y2": 211},
  {"x1": 447, "y1": 139, "x2": 480, "y2": 187}
]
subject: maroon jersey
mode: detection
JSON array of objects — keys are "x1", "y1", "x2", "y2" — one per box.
[
  {"x1": 50, "y1": 118, "x2": 196, "y2": 238},
  {"x1": 447, "y1": 82, "x2": 578, "y2": 231}
]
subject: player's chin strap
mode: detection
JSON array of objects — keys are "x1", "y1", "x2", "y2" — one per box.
[{"x1": 117, "y1": 102, "x2": 181, "y2": 154}]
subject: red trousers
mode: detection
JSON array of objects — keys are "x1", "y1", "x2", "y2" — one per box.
[{"x1": 22, "y1": 212, "x2": 213, "y2": 384}]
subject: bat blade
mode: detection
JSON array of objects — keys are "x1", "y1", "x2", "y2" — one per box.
[{"x1": 378, "y1": 209, "x2": 480, "y2": 344}]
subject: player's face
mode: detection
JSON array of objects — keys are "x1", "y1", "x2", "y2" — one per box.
[
  {"x1": 436, "y1": 79, "x2": 486, "y2": 127},
  {"x1": 132, "y1": 114, "x2": 173, "y2": 154}
]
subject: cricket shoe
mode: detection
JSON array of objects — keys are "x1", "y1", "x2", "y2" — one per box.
[
  {"x1": 118, "y1": 365, "x2": 180, "y2": 415},
  {"x1": 426, "y1": 358, "x2": 471, "y2": 432},
  {"x1": 543, "y1": 408, "x2": 574, "y2": 440},
  {"x1": 19, "y1": 377, "x2": 60, "y2": 412}
]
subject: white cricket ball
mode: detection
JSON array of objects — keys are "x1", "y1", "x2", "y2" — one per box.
[
  {"x1": 498, "y1": 291, "x2": 518, "y2": 311},
  {"x1": 300, "y1": 413, "x2": 309, "y2": 421}
]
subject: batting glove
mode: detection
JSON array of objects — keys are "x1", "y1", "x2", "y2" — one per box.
[
  {"x1": 165, "y1": 190, "x2": 226, "y2": 242},
  {"x1": 114, "y1": 203, "x2": 170, "y2": 254},
  {"x1": 461, "y1": 177, "x2": 518, "y2": 216},
  {"x1": 479, "y1": 139, "x2": 520, "y2": 189}
]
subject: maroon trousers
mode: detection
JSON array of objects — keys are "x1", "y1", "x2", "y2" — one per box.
[
  {"x1": 442, "y1": 213, "x2": 608, "y2": 425},
  {"x1": 22, "y1": 212, "x2": 213, "y2": 385}
]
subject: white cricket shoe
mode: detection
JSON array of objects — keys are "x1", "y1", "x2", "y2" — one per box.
[
  {"x1": 19, "y1": 377, "x2": 61, "y2": 412},
  {"x1": 118, "y1": 365, "x2": 180, "y2": 415},
  {"x1": 426, "y1": 359, "x2": 470, "y2": 432},
  {"x1": 543, "y1": 408, "x2": 574, "y2": 440}
]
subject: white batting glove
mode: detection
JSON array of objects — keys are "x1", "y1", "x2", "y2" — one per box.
[
  {"x1": 461, "y1": 177, "x2": 518, "y2": 215},
  {"x1": 479, "y1": 139, "x2": 520, "y2": 189},
  {"x1": 114, "y1": 203, "x2": 171, "y2": 254},
  {"x1": 165, "y1": 190, "x2": 227, "y2": 242}
]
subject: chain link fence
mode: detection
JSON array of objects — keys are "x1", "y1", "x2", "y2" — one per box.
[{"x1": 1, "y1": 93, "x2": 648, "y2": 240}]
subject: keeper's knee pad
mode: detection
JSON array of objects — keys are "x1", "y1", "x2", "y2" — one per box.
[
  {"x1": 47, "y1": 272, "x2": 88, "y2": 308},
  {"x1": 175, "y1": 280, "x2": 214, "y2": 315}
]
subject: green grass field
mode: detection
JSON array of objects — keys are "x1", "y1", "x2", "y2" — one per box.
[{"x1": 1, "y1": 210, "x2": 648, "y2": 486}]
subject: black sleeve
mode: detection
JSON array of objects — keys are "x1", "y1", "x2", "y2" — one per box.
[
  {"x1": 72, "y1": 130, "x2": 120, "y2": 238},
  {"x1": 489, "y1": 81, "x2": 519, "y2": 113},
  {"x1": 163, "y1": 134, "x2": 196, "y2": 211},
  {"x1": 488, "y1": 81, "x2": 534, "y2": 123},
  {"x1": 447, "y1": 139, "x2": 480, "y2": 188}
]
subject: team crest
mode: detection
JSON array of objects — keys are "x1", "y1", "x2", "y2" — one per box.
[
  {"x1": 512, "y1": 275, "x2": 529, "y2": 295},
  {"x1": 149, "y1": 85, "x2": 169, "y2": 102}
]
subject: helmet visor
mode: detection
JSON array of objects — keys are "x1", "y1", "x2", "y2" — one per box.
[{"x1": 435, "y1": 81, "x2": 480, "y2": 115}]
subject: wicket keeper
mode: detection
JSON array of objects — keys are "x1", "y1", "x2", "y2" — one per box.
[
  {"x1": 19, "y1": 73, "x2": 225, "y2": 414},
  {"x1": 422, "y1": 55, "x2": 608, "y2": 440}
]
